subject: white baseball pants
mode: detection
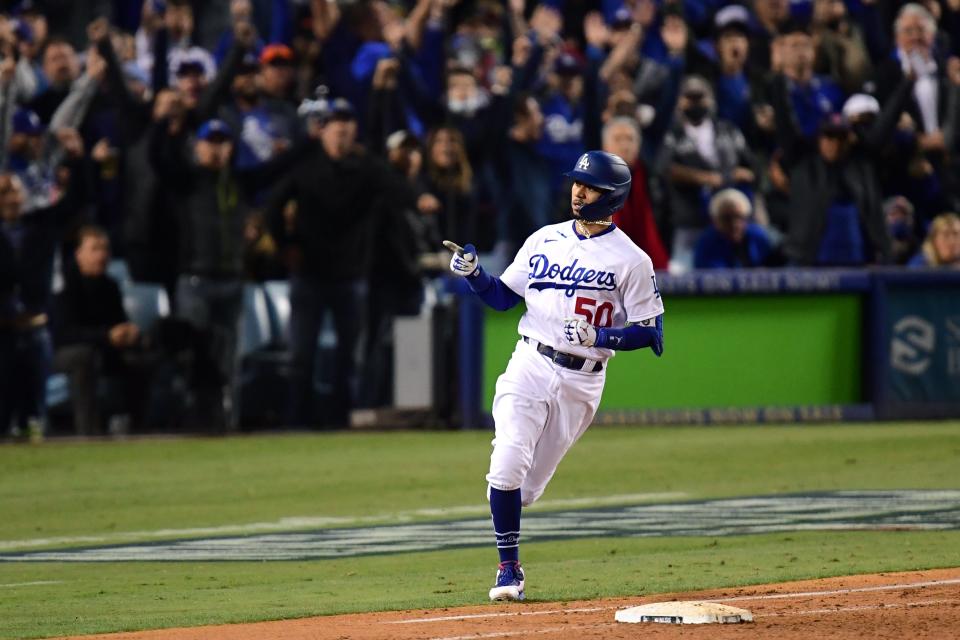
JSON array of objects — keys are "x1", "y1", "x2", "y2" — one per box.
[{"x1": 486, "y1": 338, "x2": 606, "y2": 506}]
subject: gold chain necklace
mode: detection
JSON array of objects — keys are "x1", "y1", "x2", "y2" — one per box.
[{"x1": 575, "y1": 218, "x2": 612, "y2": 238}]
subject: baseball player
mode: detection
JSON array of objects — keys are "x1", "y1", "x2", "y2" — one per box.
[{"x1": 446, "y1": 150, "x2": 664, "y2": 602}]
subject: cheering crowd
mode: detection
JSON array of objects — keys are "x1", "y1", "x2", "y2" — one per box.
[{"x1": 2, "y1": 0, "x2": 960, "y2": 437}]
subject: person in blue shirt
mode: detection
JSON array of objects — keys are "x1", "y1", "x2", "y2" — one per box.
[
  {"x1": 536, "y1": 52, "x2": 587, "y2": 207},
  {"x1": 694, "y1": 188, "x2": 774, "y2": 268},
  {"x1": 712, "y1": 7, "x2": 755, "y2": 132},
  {"x1": 777, "y1": 21, "x2": 844, "y2": 141}
]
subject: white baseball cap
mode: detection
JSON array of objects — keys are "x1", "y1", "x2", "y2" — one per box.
[
  {"x1": 842, "y1": 94, "x2": 880, "y2": 120},
  {"x1": 714, "y1": 5, "x2": 750, "y2": 34}
]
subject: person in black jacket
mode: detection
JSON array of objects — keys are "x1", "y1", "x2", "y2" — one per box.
[
  {"x1": 52, "y1": 226, "x2": 139, "y2": 435},
  {"x1": 266, "y1": 97, "x2": 395, "y2": 428},
  {"x1": 150, "y1": 117, "x2": 294, "y2": 431},
  {"x1": 771, "y1": 75, "x2": 915, "y2": 265}
]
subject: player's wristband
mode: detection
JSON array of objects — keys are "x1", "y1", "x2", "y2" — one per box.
[
  {"x1": 467, "y1": 268, "x2": 522, "y2": 311},
  {"x1": 596, "y1": 320, "x2": 661, "y2": 351}
]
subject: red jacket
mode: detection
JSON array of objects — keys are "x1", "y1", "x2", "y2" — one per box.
[{"x1": 613, "y1": 161, "x2": 669, "y2": 270}]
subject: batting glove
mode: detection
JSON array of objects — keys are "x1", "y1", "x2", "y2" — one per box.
[
  {"x1": 446, "y1": 241, "x2": 480, "y2": 278},
  {"x1": 562, "y1": 317, "x2": 597, "y2": 347}
]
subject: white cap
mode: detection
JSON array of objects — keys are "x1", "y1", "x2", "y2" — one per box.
[
  {"x1": 386, "y1": 130, "x2": 417, "y2": 151},
  {"x1": 714, "y1": 5, "x2": 750, "y2": 31},
  {"x1": 842, "y1": 94, "x2": 880, "y2": 120}
]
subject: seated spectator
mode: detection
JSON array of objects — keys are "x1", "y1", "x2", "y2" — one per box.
[
  {"x1": 908, "y1": 212, "x2": 960, "y2": 267},
  {"x1": 657, "y1": 75, "x2": 755, "y2": 272},
  {"x1": 884, "y1": 196, "x2": 921, "y2": 265},
  {"x1": 52, "y1": 226, "x2": 140, "y2": 435},
  {"x1": 694, "y1": 188, "x2": 774, "y2": 268}
]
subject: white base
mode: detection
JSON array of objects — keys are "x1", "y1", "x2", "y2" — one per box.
[{"x1": 615, "y1": 601, "x2": 753, "y2": 625}]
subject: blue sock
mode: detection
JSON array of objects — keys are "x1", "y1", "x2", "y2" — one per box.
[{"x1": 490, "y1": 487, "x2": 521, "y2": 564}]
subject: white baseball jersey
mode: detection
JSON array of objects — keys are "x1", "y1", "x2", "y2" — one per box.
[{"x1": 498, "y1": 220, "x2": 664, "y2": 360}]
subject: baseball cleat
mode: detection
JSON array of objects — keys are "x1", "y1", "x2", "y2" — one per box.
[{"x1": 489, "y1": 561, "x2": 525, "y2": 601}]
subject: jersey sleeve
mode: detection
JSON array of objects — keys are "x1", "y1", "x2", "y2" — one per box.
[
  {"x1": 498, "y1": 232, "x2": 537, "y2": 296},
  {"x1": 620, "y1": 256, "x2": 664, "y2": 323}
]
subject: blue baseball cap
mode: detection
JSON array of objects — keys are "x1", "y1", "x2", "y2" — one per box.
[
  {"x1": 13, "y1": 0, "x2": 39, "y2": 15},
  {"x1": 612, "y1": 7, "x2": 632, "y2": 29},
  {"x1": 554, "y1": 51, "x2": 583, "y2": 76},
  {"x1": 196, "y1": 119, "x2": 233, "y2": 141},
  {"x1": 237, "y1": 53, "x2": 260, "y2": 75},
  {"x1": 11, "y1": 18, "x2": 33, "y2": 43},
  {"x1": 12, "y1": 108, "x2": 44, "y2": 136}
]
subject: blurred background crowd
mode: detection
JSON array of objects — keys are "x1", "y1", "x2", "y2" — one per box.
[{"x1": 2, "y1": 0, "x2": 960, "y2": 438}]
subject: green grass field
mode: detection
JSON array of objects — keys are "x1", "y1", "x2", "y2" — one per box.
[{"x1": 1, "y1": 422, "x2": 959, "y2": 639}]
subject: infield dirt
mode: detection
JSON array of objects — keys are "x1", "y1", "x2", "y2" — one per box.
[{"x1": 56, "y1": 567, "x2": 960, "y2": 640}]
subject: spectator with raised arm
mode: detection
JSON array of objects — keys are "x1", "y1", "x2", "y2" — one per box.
[
  {"x1": 769, "y1": 21, "x2": 844, "y2": 144},
  {"x1": 150, "y1": 116, "x2": 294, "y2": 430}
]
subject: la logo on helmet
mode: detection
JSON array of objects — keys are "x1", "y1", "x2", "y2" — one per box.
[{"x1": 577, "y1": 155, "x2": 590, "y2": 170}]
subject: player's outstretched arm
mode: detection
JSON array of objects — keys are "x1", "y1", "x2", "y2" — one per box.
[
  {"x1": 445, "y1": 240, "x2": 522, "y2": 311},
  {"x1": 562, "y1": 315, "x2": 663, "y2": 356}
]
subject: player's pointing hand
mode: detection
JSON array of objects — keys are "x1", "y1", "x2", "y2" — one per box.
[
  {"x1": 445, "y1": 240, "x2": 480, "y2": 278},
  {"x1": 562, "y1": 318, "x2": 597, "y2": 347}
]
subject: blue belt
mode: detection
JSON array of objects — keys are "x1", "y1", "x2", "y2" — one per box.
[{"x1": 522, "y1": 336, "x2": 603, "y2": 373}]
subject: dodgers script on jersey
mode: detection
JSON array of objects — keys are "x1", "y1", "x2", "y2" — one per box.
[{"x1": 498, "y1": 221, "x2": 664, "y2": 361}]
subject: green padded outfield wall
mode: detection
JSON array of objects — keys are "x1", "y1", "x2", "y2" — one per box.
[{"x1": 482, "y1": 295, "x2": 862, "y2": 410}]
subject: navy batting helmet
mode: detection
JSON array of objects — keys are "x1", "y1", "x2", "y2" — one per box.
[{"x1": 564, "y1": 151, "x2": 632, "y2": 220}]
